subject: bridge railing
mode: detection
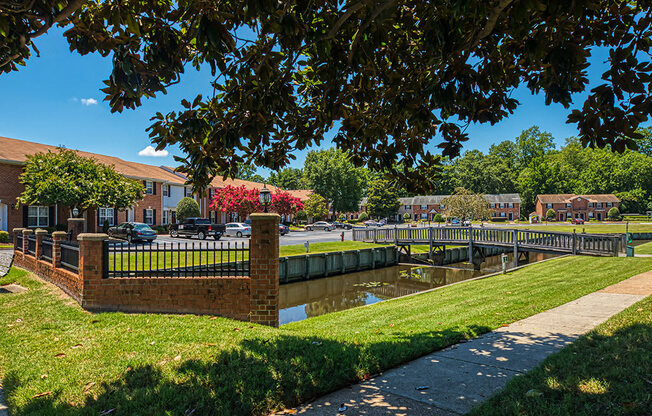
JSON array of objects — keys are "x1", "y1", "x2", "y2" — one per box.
[{"x1": 353, "y1": 226, "x2": 621, "y2": 256}]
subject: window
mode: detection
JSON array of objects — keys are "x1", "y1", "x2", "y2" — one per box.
[
  {"x1": 420, "y1": 213, "x2": 428, "y2": 219},
  {"x1": 405, "y1": 205, "x2": 411, "y2": 210},
  {"x1": 144, "y1": 209, "x2": 154, "y2": 225},
  {"x1": 28, "y1": 206, "x2": 48, "y2": 227},
  {"x1": 420, "y1": 205, "x2": 427, "y2": 210},
  {"x1": 606, "y1": 202, "x2": 612, "y2": 208},
  {"x1": 566, "y1": 203, "x2": 571, "y2": 208},
  {"x1": 500, "y1": 212, "x2": 506, "y2": 217},
  {"x1": 508, "y1": 203, "x2": 514, "y2": 208},
  {"x1": 588, "y1": 203, "x2": 593, "y2": 208},
  {"x1": 162, "y1": 184, "x2": 170, "y2": 197},
  {"x1": 596, "y1": 203, "x2": 603, "y2": 208},
  {"x1": 440, "y1": 204, "x2": 445, "y2": 209},
  {"x1": 546, "y1": 203, "x2": 552, "y2": 208},
  {"x1": 184, "y1": 187, "x2": 191, "y2": 197},
  {"x1": 98, "y1": 207, "x2": 114, "y2": 226},
  {"x1": 588, "y1": 212, "x2": 594, "y2": 217},
  {"x1": 163, "y1": 211, "x2": 169, "y2": 225},
  {"x1": 144, "y1": 181, "x2": 154, "y2": 195}
]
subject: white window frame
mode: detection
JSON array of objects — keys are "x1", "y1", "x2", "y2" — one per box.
[
  {"x1": 546, "y1": 203, "x2": 552, "y2": 208},
  {"x1": 440, "y1": 204, "x2": 445, "y2": 209},
  {"x1": 144, "y1": 209, "x2": 154, "y2": 225},
  {"x1": 405, "y1": 205, "x2": 411, "y2": 210},
  {"x1": 420, "y1": 213, "x2": 428, "y2": 219},
  {"x1": 500, "y1": 212, "x2": 506, "y2": 217},
  {"x1": 99, "y1": 207, "x2": 114, "y2": 226},
  {"x1": 162, "y1": 184, "x2": 169, "y2": 197},
  {"x1": 28, "y1": 206, "x2": 48, "y2": 227},
  {"x1": 145, "y1": 181, "x2": 154, "y2": 195},
  {"x1": 420, "y1": 205, "x2": 427, "y2": 210},
  {"x1": 508, "y1": 203, "x2": 514, "y2": 208},
  {"x1": 606, "y1": 202, "x2": 612, "y2": 208},
  {"x1": 596, "y1": 203, "x2": 603, "y2": 208}
]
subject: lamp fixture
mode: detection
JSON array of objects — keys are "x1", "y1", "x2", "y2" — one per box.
[{"x1": 259, "y1": 184, "x2": 272, "y2": 213}]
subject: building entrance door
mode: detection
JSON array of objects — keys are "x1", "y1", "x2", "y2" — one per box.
[
  {"x1": 508, "y1": 212, "x2": 513, "y2": 221},
  {"x1": 0, "y1": 203, "x2": 7, "y2": 232},
  {"x1": 597, "y1": 213, "x2": 602, "y2": 221}
]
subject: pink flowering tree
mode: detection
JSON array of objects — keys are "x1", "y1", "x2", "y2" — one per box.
[
  {"x1": 270, "y1": 190, "x2": 304, "y2": 217},
  {"x1": 210, "y1": 186, "x2": 304, "y2": 220}
]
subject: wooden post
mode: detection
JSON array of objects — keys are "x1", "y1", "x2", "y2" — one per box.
[
  {"x1": 429, "y1": 227, "x2": 433, "y2": 260},
  {"x1": 513, "y1": 229, "x2": 518, "y2": 267},
  {"x1": 572, "y1": 230, "x2": 577, "y2": 255},
  {"x1": 468, "y1": 227, "x2": 473, "y2": 265}
]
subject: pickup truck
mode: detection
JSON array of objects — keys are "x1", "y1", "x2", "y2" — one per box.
[{"x1": 169, "y1": 218, "x2": 226, "y2": 240}]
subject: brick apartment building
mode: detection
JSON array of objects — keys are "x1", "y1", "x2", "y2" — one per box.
[
  {"x1": 534, "y1": 194, "x2": 620, "y2": 221},
  {"x1": 350, "y1": 193, "x2": 522, "y2": 222},
  {"x1": 0, "y1": 136, "x2": 309, "y2": 235}
]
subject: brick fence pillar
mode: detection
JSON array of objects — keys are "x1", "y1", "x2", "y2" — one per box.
[
  {"x1": 52, "y1": 231, "x2": 67, "y2": 267},
  {"x1": 22, "y1": 228, "x2": 33, "y2": 254},
  {"x1": 249, "y1": 213, "x2": 280, "y2": 327},
  {"x1": 34, "y1": 229, "x2": 47, "y2": 259},
  {"x1": 12, "y1": 228, "x2": 24, "y2": 250},
  {"x1": 68, "y1": 218, "x2": 85, "y2": 241},
  {"x1": 77, "y1": 233, "x2": 108, "y2": 308}
]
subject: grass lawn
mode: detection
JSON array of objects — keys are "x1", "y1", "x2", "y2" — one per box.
[
  {"x1": 469, "y1": 294, "x2": 652, "y2": 415},
  {"x1": 0, "y1": 244, "x2": 13, "y2": 249},
  {"x1": 2, "y1": 257, "x2": 651, "y2": 415},
  {"x1": 108, "y1": 241, "x2": 390, "y2": 271},
  {"x1": 521, "y1": 223, "x2": 652, "y2": 234},
  {"x1": 635, "y1": 241, "x2": 652, "y2": 255}
]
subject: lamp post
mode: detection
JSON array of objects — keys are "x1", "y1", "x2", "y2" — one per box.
[
  {"x1": 259, "y1": 185, "x2": 272, "y2": 213},
  {"x1": 72, "y1": 207, "x2": 79, "y2": 217}
]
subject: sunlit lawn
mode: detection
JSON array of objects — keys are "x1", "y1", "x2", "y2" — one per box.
[
  {"x1": 469, "y1": 294, "x2": 652, "y2": 415},
  {"x1": 635, "y1": 241, "x2": 652, "y2": 255},
  {"x1": 1, "y1": 256, "x2": 651, "y2": 415}
]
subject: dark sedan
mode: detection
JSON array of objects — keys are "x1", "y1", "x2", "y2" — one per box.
[
  {"x1": 279, "y1": 224, "x2": 289, "y2": 236},
  {"x1": 108, "y1": 222, "x2": 157, "y2": 243},
  {"x1": 332, "y1": 221, "x2": 353, "y2": 230}
]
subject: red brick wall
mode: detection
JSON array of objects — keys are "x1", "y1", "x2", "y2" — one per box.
[
  {"x1": 133, "y1": 182, "x2": 163, "y2": 225},
  {"x1": 0, "y1": 163, "x2": 26, "y2": 233},
  {"x1": 13, "y1": 251, "x2": 83, "y2": 302},
  {"x1": 249, "y1": 213, "x2": 280, "y2": 327}
]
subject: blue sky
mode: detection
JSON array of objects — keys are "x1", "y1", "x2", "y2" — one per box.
[{"x1": 0, "y1": 27, "x2": 616, "y2": 175}]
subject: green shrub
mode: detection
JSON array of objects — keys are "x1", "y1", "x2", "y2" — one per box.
[
  {"x1": 433, "y1": 213, "x2": 444, "y2": 223},
  {"x1": 176, "y1": 197, "x2": 200, "y2": 222},
  {"x1": 546, "y1": 208, "x2": 556, "y2": 220},
  {"x1": 152, "y1": 225, "x2": 169, "y2": 235},
  {"x1": 0, "y1": 231, "x2": 9, "y2": 243},
  {"x1": 403, "y1": 212, "x2": 411, "y2": 223},
  {"x1": 294, "y1": 210, "x2": 307, "y2": 222},
  {"x1": 358, "y1": 212, "x2": 369, "y2": 221},
  {"x1": 608, "y1": 206, "x2": 620, "y2": 220}
]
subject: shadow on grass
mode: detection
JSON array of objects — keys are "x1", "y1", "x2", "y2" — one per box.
[
  {"x1": 4, "y1": 326, "x2": 490, "y2": 416},
  {"x1": 469, "y1": 323, "x2": 652, "y2": 416}
]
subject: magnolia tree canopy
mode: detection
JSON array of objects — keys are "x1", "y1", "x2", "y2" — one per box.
[
  {"x1": 441, "y1": 188, "x2": 492, "y2": 221},
  {"x1": 209, "y1": 185, "x2": 303, "y2": 219},
  {"x1": 18, "y1": 148, "x2": 144, "y2": 213},
  {"x1": 3, "y1": 1, "x2": 652, "y2": 192}
]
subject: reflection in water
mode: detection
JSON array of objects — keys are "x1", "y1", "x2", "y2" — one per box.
[{"x1": 279, "y1": 252, "x2": 558, "y2": 325}]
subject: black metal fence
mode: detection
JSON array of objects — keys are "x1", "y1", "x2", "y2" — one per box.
[
  {"x1": 60, "y1": 240, "x2": 79, "y2": 272},
  {"x1": 15, "y1": 234, "x2": 23, "y2": 252},
  {"x1": 41, "y1": 236, "x2": 53, "y2": 261},
  {"x1": 27, "y1": 235, "x2": 36, "y2": 255},
  {"x1": 103, "y1": 241, "x2": 250, "y2": 278}
]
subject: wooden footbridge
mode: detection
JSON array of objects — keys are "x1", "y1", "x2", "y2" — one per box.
[{"x1": 353, "y1": 226, "x2": 622, "y2": 267}]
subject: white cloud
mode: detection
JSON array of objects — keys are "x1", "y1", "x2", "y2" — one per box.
[
  {"x1": 138, "y1": 145, "x2": 169, "y2": 157},
  {"x1": 81, "y1": 98, "x2": 98, "y2": 106}
]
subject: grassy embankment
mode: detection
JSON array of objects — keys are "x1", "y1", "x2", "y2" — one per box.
[
  {"x1": 1, "y1": 256, "x2": 651, "y2": 415},
  {"x1": 470, "y1": 294, "x2": 652, "y2": 415}
]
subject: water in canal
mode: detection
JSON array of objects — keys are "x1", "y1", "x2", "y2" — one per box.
[{"x1": 279, "y1": 251, "x2": 557, "y2": 325}]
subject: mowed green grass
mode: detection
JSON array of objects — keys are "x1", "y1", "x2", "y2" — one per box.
[
  {"x1": 469, "y1": 294, "x2": 652, "y2": 416},
  {"x1": 107, "y1": 241, "x2": 390, "y2": 271},
  {"x1": 635, "y1": 241, "x2": 652, "y2": 255},
  {"x1": 1, "y1": 256, "x2": 651, "y2": 415}
]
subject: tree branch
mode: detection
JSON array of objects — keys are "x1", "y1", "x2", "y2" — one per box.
[
  {"x1": 474, "y1": 0, "x2": 514, "y2": 43},
  {"x1": 30, "y1": 0, "x2": 85, "y2": 37}
]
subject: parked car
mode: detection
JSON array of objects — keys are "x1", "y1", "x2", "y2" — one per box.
[
  {"x1": 450, "y1": 218, "x2": 460, "y2": 225},
  {"x1": 224, "y1": 222, "x2": 251, "y2": 237},
  {"x1": 305, "y1": 221, "x2": 334, "y2": 231},
  {"x1": 571, "y1": 218, "x2": 585, "y2": 224},
  {"x1": 108, "y1": 222, "x2": 157, "y2": 243},
  {"x1": 279, "y1": 224, "x2": 289, "y2": 236},
  {"x1": 363, "y1": 220, "x2": 381, "y2": 227},
  {"x1": 332, "y1": 221, "x2": 353, "y2": 230},
  {"x1": 169, "y1": 217, "x2": 225, "y2": 240}
]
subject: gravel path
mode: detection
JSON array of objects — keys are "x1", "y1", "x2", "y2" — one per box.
[{"x1": 0, "y1": 249, "x2": 14, "y2": 277}]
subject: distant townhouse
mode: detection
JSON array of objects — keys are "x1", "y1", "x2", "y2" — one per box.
[
  {"x1": 534, "y1": 194, "x2": 620, "y2": 221},
  {"x1": 0, "y1": 136, "x2": 310, "y2": 234},
  {"x1": 349, "y1": 193, "x2": 522, "y2": 222}
]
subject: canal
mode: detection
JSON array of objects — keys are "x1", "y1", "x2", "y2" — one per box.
[{"x1": 279, "y1": 251, "x2": 557, "y2": 325}]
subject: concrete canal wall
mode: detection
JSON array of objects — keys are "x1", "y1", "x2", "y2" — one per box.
[
  {"x1": 279, "y1": 246, "x2": 398, "y2": 283},
  {"x1": 410, "y1": 245, "x2": 510, "y2": 265}
]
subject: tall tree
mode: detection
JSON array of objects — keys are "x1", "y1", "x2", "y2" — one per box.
[
  {"x1": 235, "y1": 162, "x2": 265, "y2": 183},
  {"x1": 302, "y1": 149, "x2": 365, "y2": 214},
  {"x1": 3, "y1": 1, "x2": 651, "y2": 191},
  {"x1": 268, "y1": 168, "x2": 304, "y2": 190},
  {"x1": 303, "y1": 193, "x2": 328, "y2": 221},
  {"x1": 514, "y1": 126, "x2": 555, "y2": 170},
  {"x1": 441, "y1": 188, "x2": 492, "y2": 221},
  {"x1": 365, "y1": 179, "x2": 400, "y2": 219},
  {"x1": 18, "y1": 148, "x2": 143, "y2": 215},
  {"x1": 517, "y1": 156, "x2": 562, "y2": 214}
]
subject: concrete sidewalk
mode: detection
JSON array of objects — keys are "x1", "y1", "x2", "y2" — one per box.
[{"x1": 276, "y1": 270, "x2": 652, "y2": 415}]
